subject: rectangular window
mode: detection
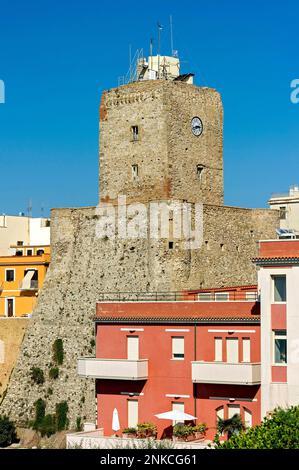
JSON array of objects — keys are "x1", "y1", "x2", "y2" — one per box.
[
  {"x1": 26, "y1": 249, "x2": 33, "y2": 256},
  {"x1": 132, "y1": 164, "x2": 138, "y2": 179},
  {"x1": 274, "y1": 330, "x2": 287, "y2": 364},
  {"x1": 226, "y1": 337, "x2": 239, "y2": 363},
  {"x1": 214, "y1": 337, "x2": 223, "y2": 361},
  {"x1": 197, "y1": 292, "x2": 212, "y2": 301},
  {"x1": 127, "y1": 400, "x2": 138, "y2": 428},
  {"x1": 5, "y1": 270, "x2": 15, "y2": 282},
  {"x1": 228, "y1": 404, "x2": 240, "y2": 419},
  {"x1": 131, "y1": 126, "x2": 139, "y2": 141},
  {"x1": 273, "y1": 275, "x2": 286, "y2": 302},
  {"x1": 172, "y1": 336, "x2": 184, "y2": 360},
  {"x1": 196, "y1": 165, "x2": 204, "y2": 182},
  {"x1": 15, "y1": 250, "x2": 23, "y2": 256},
  {"x1": 244, "y1": 408, "x2": 252, "y2": 428},
  {"x1": 127, "y1": 336, "x2": 139, "y2": 360},
  {"x1": 242, "y1": 338, "x2": 251, "y2": 362},
  {"x1": 17, "y1": 241, "x2": 24, "y2": 246},
  {"x1": 215, "y1": 292, "x2": 229, "y2": 302},
  {"x1": 279, "y1": 207, "x2": 287, "y2": 220},
  {"x1": 172, "y1": 402, "x2": 184, "y2": 425}
]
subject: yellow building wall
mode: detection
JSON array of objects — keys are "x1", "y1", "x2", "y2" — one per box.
[{"x1": 0, "y1": 252, "x2": 50, "y2": 317}]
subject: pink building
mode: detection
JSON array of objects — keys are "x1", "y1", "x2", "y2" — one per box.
[
  {"x1": 78, "y1": 286, "x2": 261, "y2": 441},
  {"x1": 254, "y1": 240, "x2": 299, "y2": 417}
]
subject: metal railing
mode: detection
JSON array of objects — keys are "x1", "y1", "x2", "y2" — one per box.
[
  {"x1": 19, "y1": 280, "x2": 39, "y2": 290},
  {"x1": 97, "y1": 291, "x2": 259, "y2": 303}
]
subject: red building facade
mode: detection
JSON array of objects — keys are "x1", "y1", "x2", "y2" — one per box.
[{"x1": 79, "y1": 286, "x2": 261, "y2": 441}]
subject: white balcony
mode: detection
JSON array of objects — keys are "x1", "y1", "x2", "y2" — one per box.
[
  {"x1": 78, "y1": 358, "x2": 148, "y2": 380},
  {"x1": 191, "y1": 361, "x2": 261, "y2": 385}
]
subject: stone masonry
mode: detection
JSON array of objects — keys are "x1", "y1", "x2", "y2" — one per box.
[{"x1": 0, "y1": 79, "x2": 279, "y2": 428}]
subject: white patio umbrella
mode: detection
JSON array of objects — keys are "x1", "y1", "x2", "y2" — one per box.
[
  {"x1": 155, "y1": 410, "x2": 197, "y2": 422},
  {"x1": 112, "y1": 408, "x2": 120, "y2": 433}
]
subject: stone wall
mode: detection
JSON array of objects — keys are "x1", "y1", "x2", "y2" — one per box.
[{"x1": 0, "y1": 203, "x2": 278, "y2": 426}]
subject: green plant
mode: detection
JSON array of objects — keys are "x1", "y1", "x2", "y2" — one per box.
[
  {"x1": 56, "y1": 401, "x2": 69, "y2": 431},
  {"x1": 30, "y1": 367, "x2": 45, "y2": 385},
  {"x1": 0, "y1": 416, "x2": 17, "y2": 448},
  {"x1": 49, "y1": 367, "x2": 59, "y2": 379},
  {"x1": 39, "y1": 414, "x2": 56, "y2": 437},
  {"x1": 53, "y1": 339, "x2": 64, "y2": 365},
  {"x1": 76, "y1": 417, "x2": 82, "y2": 432},
  {"x1": 90, "y1": 338, "x2": 95, "y2": 348},
  {"x1": 137, "y1": 422, "x2": 157, "y2": 438},
  {"x1": 217, "y1": 414, "x2": 245, "y2": 440},
  {"x1": 47, "y1": 388, "x2": 53, "y2": 396},
  {"x1": 122, "y1": 427, "x2": 137, "y2": 435},
  {"x1": 32, "y1": 399, "x2": 46, "y2": 430},
  {"x1": 215, "y1": 406, "x2": 299, "y2": 449},
  {"x1": 193, "y1": 423, "x2": 207, "y2": 434},
  {"x1": 173, "y1": 423, "x2": 194, "y2": 438}
]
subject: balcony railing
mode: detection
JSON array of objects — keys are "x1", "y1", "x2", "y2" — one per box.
[
  {"x1": 191, "y1": 361, "x2": 261, "y2": 385},
  {"x1": 97, "y1": 291, "x2": 259, "y2": 302},
  {"x1": 78, "y1": 358, "x2": 148, "y2": 380},
  {"x1": 19, "y1": 280, "x2": 39, "y2": 291}
]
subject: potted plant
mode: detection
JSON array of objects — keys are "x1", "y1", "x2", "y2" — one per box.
[
  {"x1": 137, "y1": 422, "x2": 157, "y2": 438},
  {"x1": 192, "y1": 423, "x2": 207, "y2": 440},
  {"x1": 122, "y1": 427, "x2": 137, "y2": 438},
  {"x1": 173, "y1": 424, "x2": 194, "y2": 442}
]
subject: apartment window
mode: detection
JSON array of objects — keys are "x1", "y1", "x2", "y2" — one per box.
[
  {"x1": 274, "y1": 330, "x2": 287, "y2": 364},
  {"x1": 17, "y1": 241, "x2": 23, "y2": 246},
  {"x1": 226, "y1": 337, "x2": 239, "y2": 363},
  {"x1": 228, "y1": 404, "x2": 240, "y2": 419},
  {"x1": 215, "y1": 292, "x2": 229, "y2": 302},
  {"x1": 127, "y1": 336, "x2": 139, "y2": 360},
  {"x1": 244, "y1": 408, "x2": 252, "y2": 428},
  {"x1": 172, "y1": 402, "x2": 184, "y2": 425},
  {"x1": 214, "y1": 337, "x2": 223, "y2": 362},
  {"x1": 15, "y1": 250, "x2": 23, "y2": 256},
  {"x1": 198, "y1": 292, "x2": 212, "y2": 301},
  {"x1": 26, "y1": 249, "x2": 33, "y2": 256},
  {"x1": 273, "y1": 275, "x2": 286, "y2": 302},
  {"x1": 127, "y1": 400, "x2": 138, "y2": 428},
  {"x1": 242, "y1": 338, "x2": 251, "y2": 362},
  {"x1": 279, "y1": 207, "x2": 287, "y2": 220},
  {"x1": 131, "y1": 125, "x2": 139, "y2": 141},
  {"x1": 172, "y1": 337, "x2": 184, "y2": 360},
  {"x1": 36, "y1": 249, "x2": 44, "y2": 256},
  {"x1": 5, "y1": 270, "x2": 15, "y2": 282},
  {"x1": 132, "y1": 164, "x2": 138, "y2": 179}
]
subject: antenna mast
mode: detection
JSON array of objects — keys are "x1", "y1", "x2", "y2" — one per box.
[{"x1": 170, "y1": 15, "x2": 174, "y2": 56}]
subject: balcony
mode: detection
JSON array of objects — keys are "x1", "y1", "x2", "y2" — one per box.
[
  {"x1": 78, "y1": 358, "x2": 148, "y2": 380},
  {"x1": 19, "y1": 280, "x2": 39, "y2": 291},
  {"x1": 191, "y1": 362, "x2": 261, "y2": 385}
]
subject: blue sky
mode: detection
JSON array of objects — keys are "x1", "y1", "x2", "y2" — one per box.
[{"x1": 0, "y1": 0, "x2": 298, "y2": 216}]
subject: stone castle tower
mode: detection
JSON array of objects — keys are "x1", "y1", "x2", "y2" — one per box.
[{"x1": 0, "y1": 57, "x2": 279, "y2": 427}]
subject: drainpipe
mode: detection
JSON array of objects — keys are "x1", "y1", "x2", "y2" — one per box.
[{"x1": 194, "y1": 322, "x2": 197, "y2": 419}]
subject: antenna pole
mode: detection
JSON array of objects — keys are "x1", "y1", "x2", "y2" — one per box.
[
  {"x1": 150, "y1": 37, "x2": 153, "y2": 70},
  {"x1": 129, "y1": 44, "x2": 132, "y2": 83},
  {"x1": 170, "y1": 15, "x2": 174, "y2": 56},
  {"x1": 157, "y1": 22, "x2": 162, "y2": 79}
]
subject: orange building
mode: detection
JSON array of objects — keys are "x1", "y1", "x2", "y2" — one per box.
[{"x1": 0, "y1": 245, "x2": 50, "y2": 317}]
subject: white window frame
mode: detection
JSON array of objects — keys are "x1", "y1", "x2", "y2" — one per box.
[
  {"x1": 272, "y1": 275, "x2": 287, "y2": 304},
  {"x1": 26, "y1": 249, "x2": 33, "y2": 256},
  {"x1": 5, "y1": 297, "x2": 15, "y2": 317},
  {"x1": 273, "y1": 330, "x2": 287, "y2": 365},
  {"x1": 215, "y1": 292, "x2": 229, "y2": 302},
  {"x1": 214, "y1": 337, "x2": 223, "y2": 362},
  {"x1": 5, "y1": 268, "x2": 15, "y2": 282},
  {"x1": 242, "y1": 338, "x2": 251, "y2": 363},
  {"x1": 127, "y1": 400, "x2": 138, "y2": 428},
  {"x1": 172, "y1": 336, "x2": 185, "y2": 361},
  {"x1": 197, "y1": 292, "x2": 212, "y2": 302}
]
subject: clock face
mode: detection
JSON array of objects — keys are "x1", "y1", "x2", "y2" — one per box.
[{"x1": 191, "y1": 117, "x2": 203, "y2": 136}]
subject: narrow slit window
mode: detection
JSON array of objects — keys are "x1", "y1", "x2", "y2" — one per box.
[
  {"x1": 131, "y1": 126, "x2": 139, "y2": 141},
  {"x1": 196, "y1": 165, "x2": 204, "y2": 182},
  {"x1": 132, "y1": 164, "x2": 138, "y2": 179}
]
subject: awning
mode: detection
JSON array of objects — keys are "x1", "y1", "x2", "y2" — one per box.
[{"x1": 20, "y1": 270, "x2": 35, "y2": 289}]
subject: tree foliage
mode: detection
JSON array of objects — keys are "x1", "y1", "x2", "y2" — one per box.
[
  {"x1": 0, "y1": 416, "x2": 17, "y2": 448},
  {"x1": 215, "y1": 406, "x2": 299, "y2": 449}
]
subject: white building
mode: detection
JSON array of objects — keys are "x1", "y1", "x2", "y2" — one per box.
[
  {"x1": 254, "y1": 239, "x2": 299, "y2": 417},
  {"x1": 0, "y1": 215, "x2": 50, "y2": 255},
  {"x1": 268, "y1": 185, "x2": 299, "y2": 238}
]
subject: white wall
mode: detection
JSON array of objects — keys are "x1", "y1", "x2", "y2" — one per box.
[
  {"x1": 0, "y1": 216, "x2": 50, "y2": 255},
  {"x1": 29, "y1": 218, "x2": 50, "y2": 246}
]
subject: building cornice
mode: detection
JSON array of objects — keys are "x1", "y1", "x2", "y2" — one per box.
[{"x1": 95, "y1": 317, "x2": 260, "y2": 325}]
